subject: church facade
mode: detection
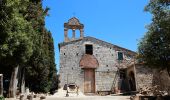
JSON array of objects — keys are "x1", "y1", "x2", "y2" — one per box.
[{"x1": 59, "y1": 17, "x2": 151, "y2": 94}]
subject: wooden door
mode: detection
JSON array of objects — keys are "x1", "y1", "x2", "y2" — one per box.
[{"x1": 84, "y1": 69, "x2": 95, "y2": 93}]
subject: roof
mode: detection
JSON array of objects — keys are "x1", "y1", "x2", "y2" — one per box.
[
  {"x1": 79, "y1": 54, "x2": 99, "y2": 68},
  {"x1": 58, "y1": 36, "x2": 137, "y2": 55}
]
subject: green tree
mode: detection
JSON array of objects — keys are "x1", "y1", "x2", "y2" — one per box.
[
  {"x1": 138, "y1": 0, "x2": 170, "y2": 76},
  {"x1": 0, "y1": 0, "x2": 57, "y2": 96},
  {"x1": 0, "y1": 0, "x2": 35, "y2": 97},
  {"x1": 24, "y1": 0, "x2": 57, "y2": 93}
]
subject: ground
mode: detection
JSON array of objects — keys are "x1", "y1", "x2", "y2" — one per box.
[
  {"x1": 46, "y1": 96, "x2": 130, "y2": 100},
  {"x1": 5, "y1": 89, "x2": 130, "y2": 100},
  {"x1": 6, "y1": 96, "x2": 130, "y2": 100}
]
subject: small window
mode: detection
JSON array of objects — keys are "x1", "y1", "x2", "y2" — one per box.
[
  {"x1": 117, "y1": 52, "x2": 123, "y2": 60},
  {"x1": 85, "y1": 45, "x2": 93, "y2": 55}
]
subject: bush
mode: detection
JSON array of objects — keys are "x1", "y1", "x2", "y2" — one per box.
[{"x1": 0, "y1": 96, "x2": 5, "y2": 100}]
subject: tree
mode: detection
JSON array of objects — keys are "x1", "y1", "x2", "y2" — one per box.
[
  {"x1": 138, "y1": 0, "x2": 170, "y2": 76},
  {"x1": 0, "y1": 0, "x2": 58, "y2": 96},
  {"x1": 24, "y1": 0, "x2": 57, "y2": 93},
  {"x1": 0, "y1": 0, "x2": 35, "y2": 97}
]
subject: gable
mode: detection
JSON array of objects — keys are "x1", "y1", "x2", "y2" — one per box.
[{"x1": 58, "y1": 36, "x2": 137, "y2": 56}]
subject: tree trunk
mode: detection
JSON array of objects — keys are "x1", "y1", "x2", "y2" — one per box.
[
  {"x1": 0, "y1": 74, "x2": 3, "y2": 96},
  {"x1": 8, "y1": 65, "x2": 19, "y2": 98},
  {"x1": 21, "y1": 68, "x2": 25, "y2": 94},
  {"x1": 167, "y1": 66, "x2": 170, "y2": 77}
]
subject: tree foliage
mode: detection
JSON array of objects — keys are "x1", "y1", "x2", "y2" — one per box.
[
  {"x1": 0, "y1": 0, "x2": 34, "y2": 66},
  {"x1": 0, "y1": 0, "x2": 57, "y2": 95},
  {"x1": 24, "y1": 0, "x2": 57, "y2": 93},
  {"x1": 138, "y1": 0, "x2": 170, "y2": 76},
  {"x1": 0, "y1": 0, "x2": 36, "y2": 97}
]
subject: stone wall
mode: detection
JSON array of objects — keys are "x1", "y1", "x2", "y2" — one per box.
[
  {"x1": 95, "y1": 71, "x2": 116, "y2": 91},
  {"x1": 152, "y1": 69, "x2": 170, "y2": 95},
  {"x1": 59, "y1": 38, "x2": 135, "y2": 93},
  {"x1": 135, "y1": 65, "x2": 153, "y2": 91},
  {"x1": 135, "y1": 65, "x2": 170, "y2": 95},
  {"x1": 92, "y1": 41, "x2": 118, "y2": 92},
  {"x1": 59, "y1": 41, "x2": 85, "y2": 92}
]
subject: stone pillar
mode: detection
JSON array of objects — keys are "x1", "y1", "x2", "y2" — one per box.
[
  {"x1": 72, "y1": 29, "x2": 76, "y2": 40},
  {"x1": 26, "y1": 88, "x2": 30, "y2": 96},
  {"x1": 64, "y1": 28, "x2": 69, "y2": 42},
  {"x1": 0, "y1": 74, "x2": 3, "y2": 96},
  {"x1": 80, "y1": 29, "x2": 84, "y2": 39}
]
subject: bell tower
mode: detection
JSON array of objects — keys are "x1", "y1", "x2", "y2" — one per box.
[{"x1": 64, "y1": 17, "x2": 84, "y2": 42}]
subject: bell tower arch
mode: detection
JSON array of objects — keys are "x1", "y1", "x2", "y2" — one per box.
[{"x1": 64, "y1": 17, "x2": 84, "y2": 42}]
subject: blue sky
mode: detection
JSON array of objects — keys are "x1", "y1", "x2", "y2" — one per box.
[{"x1": 42, "y1": 0, "x2": 152, "y2": 70}]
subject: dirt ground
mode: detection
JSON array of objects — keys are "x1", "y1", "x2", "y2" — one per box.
[
  {"x1": 45, "y1": 96, "x2": 130, "y2": 100},
  {"x1": 5, "y1": 89, "x2": 130, "y2": 100},
  {"x1": 6, "y1": 96, "x2": 130, "y2": 100}
]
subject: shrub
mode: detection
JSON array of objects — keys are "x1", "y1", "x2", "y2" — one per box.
[{"x1": 0, "y1": 96, "x2": 5, "y2": 100}]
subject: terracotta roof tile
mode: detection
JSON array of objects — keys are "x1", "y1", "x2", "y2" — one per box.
[{"x1": 80, "y1": 54, "x2": 99, "y2": 68}]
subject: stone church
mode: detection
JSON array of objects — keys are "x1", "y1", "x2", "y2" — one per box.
[{"x1": 59, "y1": 17, "x2": 153, "y2": 94}]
